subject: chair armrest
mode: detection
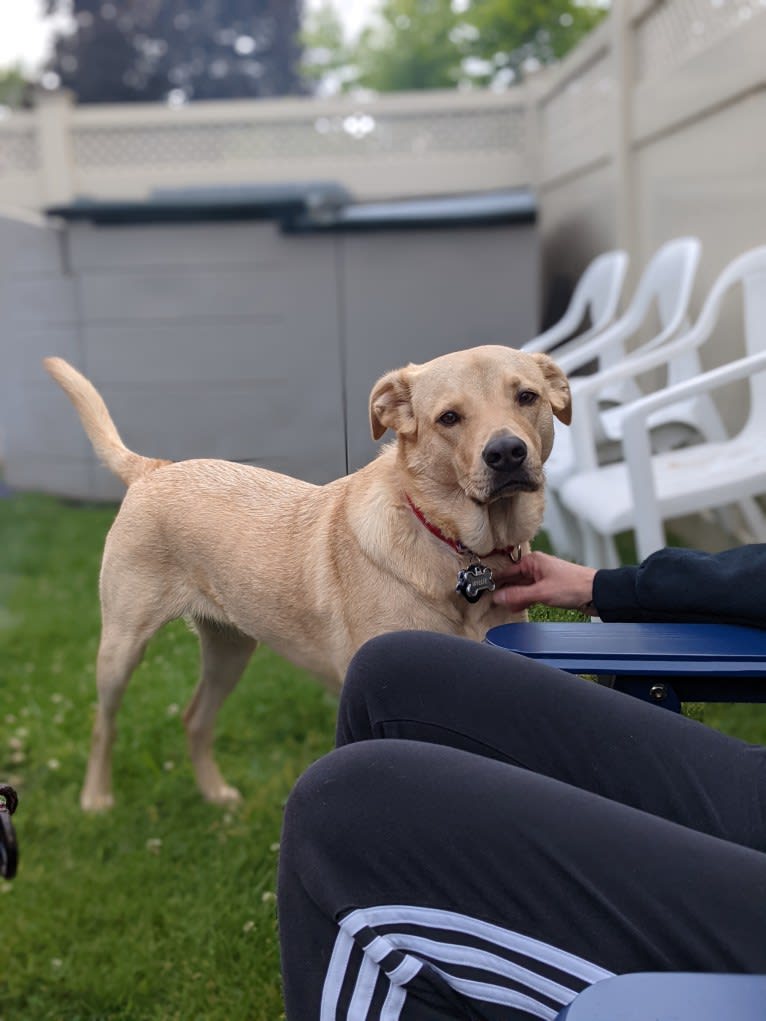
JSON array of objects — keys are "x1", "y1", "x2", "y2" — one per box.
[
  {"x1": 522, "y1": 301, "x2": 616, "y2": 356},
  {"x1": 521, "y1": 309, "x2": 583, "y2": 354},
  {"x1": 619, "y1": 350, "x2": 766, "y2": 558},
  {"x1": 621, "y1": 349, "x2": 766, "y2": 433},
  {"x1": 563, "y1": 325, "x2": 740, "y2": 482},
  {"x1": 570, "y1": 324, "x2": 702, "y2": 402},
  {"x1": 554, "y1": 319, "x2": 628, "y2": 373},
  {"x1": 556, "y1": 304, "x2": 689, "y2": 376}
]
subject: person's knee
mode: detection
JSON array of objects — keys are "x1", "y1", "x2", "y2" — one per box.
[
  {"x1": 339, "y1": 632, "x2": 406, "y2": 733},
  {"x1": 282, "y1": 744, "x2": 377, "y2": 852},
  {"x1": 281, "y1": 742, "x2": 410, "y2": 893},
  {"x1": 341, "y1": 630, "x2": 470, "y2": 721},
  {"x1": 344, "y1": 631, "x2": 420, "y2": 691}
]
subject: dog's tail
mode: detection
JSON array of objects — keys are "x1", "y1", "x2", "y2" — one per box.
[{"x1": 43, "y1": 357, "x2": 172, "y2": 487}]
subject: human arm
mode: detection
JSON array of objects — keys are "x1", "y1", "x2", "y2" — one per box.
[
  {"x1": 592, "y1": 545, "x2": 766, "y2": 627},
  {"x1": 493, "y1": 545, "x2": 766, "y2": 628}
]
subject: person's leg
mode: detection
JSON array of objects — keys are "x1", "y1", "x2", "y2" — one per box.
[
  {"x1": 337, "y1": 632, "x2": 766, "y2": 849},
  {"x1": 278, "y1": 739, "x2": 766, "y2": 1021}
]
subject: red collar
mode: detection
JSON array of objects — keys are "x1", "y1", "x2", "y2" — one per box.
[{"x1": 405, "y1": 494, "x2": 522, "y2": 561}]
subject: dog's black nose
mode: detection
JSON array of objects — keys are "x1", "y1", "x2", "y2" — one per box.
[{"x1": 482, "y1": 435, "x2": 527, "y2": 472}]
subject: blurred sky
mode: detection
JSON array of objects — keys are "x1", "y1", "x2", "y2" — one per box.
[
  {"x1": 0, "y1": 0, "x2": 378, "y2": 72},
  {"x1": 0, "y1": 1, "x2": 56, "y2": 71}
]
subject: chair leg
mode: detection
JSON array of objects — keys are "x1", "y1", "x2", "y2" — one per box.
[
  {"x1": 719, "y1": 502, "x2": 751, "y2": 543},
  {"x1": 542, "y1": 492, "x2": 584, "y2": 560},
  {"x1": 578, "y1": 523, "x2": 622, "y2": 571},
  {"x1": 709, "y1": 498, "x2": 766, "y2": 545},
  {"x1": 602, "y1": 534, "x2": 622, "y2": 570},
  {"x1": 581, "y1": 523, "x2": 607, "y2": 570},
  {"x1": 737, "y1": 497, "x2": 766, "y2": 543}
]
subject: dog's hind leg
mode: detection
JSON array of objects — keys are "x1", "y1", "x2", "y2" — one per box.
[
  {"x1": 81, "y1": 619, "x2": 156, "y2": 812},
  {"x1": 184, "y1": 620, "x2": 257, "y2": 805}
]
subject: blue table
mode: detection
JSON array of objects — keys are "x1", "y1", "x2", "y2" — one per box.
[{"x1": 485, "y1": 622, "x2": 766, "y2": 711}]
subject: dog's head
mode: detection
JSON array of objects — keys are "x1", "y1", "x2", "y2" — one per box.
[{"x1": 369, "y1": 345, "x2": 570, "y2": 534}]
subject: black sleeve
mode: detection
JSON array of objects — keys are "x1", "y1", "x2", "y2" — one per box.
[{"x1": 592, "y1": 545, "x2": 766, "y2": 629}]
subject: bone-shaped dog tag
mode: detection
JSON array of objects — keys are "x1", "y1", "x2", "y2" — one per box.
[{"x1": 455, "y1": 563, "x2": 495, "y2": 603}]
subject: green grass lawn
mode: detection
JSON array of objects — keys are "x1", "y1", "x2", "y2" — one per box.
[
  {"x1": 1, "y1": 494, "x2": 337, "y2": 1020},
  {"x1": 2, "y1": 494, "x2": 765, "y2": 1020}
]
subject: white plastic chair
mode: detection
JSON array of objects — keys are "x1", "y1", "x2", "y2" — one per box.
[
  {"x1": 522, "y1": 250, "x2": 628, "y2": 356},
  {"x1": 553, "y1": 237, "x2": 701, "y2": 387},
  {"x1": 542, "y1": 237, "x2": 702, "y2": 559},
  {"x1": 559, "y1": 247, "x2": 766, "y2": 568}
]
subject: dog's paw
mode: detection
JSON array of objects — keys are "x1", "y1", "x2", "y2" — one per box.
[
  {"x1": 80, "y1": 789, "x2": 115, "y2": 812},
  {"x1": 205, "y1": 783, "x2": 243, "y2": 806}
]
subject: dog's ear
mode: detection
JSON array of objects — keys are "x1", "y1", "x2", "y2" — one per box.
[
  {"x1": 369, "y1": 368, "x2": 417, "y2": 440},
  {"x1": 531, "y1": 353, "x2": 572, "y2": 426}
]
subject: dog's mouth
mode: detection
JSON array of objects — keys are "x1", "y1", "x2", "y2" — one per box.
[{"x1": 469, "y1": 472, "x2": 540, "y2": 506}]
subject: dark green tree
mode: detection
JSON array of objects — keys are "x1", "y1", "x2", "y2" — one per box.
[
  {"x1": 355, "y1": 0, "x2": 463, "y2": 92},
  {"x1": 303, "y1": 0, "x2": 608, "y2": 94},
  {"x1": 465, "y1": 0, "x2": 608, "y2": 85},
  {"x1": 0, "y1": 67, "x2": 32, "y2": 109},
  {"x1": 44, "y1": 0, "x2": 306, "y2": 103},
  {"x1": 301, "y1": 1, "x2": 354, "y2": 91}
]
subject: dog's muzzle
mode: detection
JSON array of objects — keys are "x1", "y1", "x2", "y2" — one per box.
[{"x1": 480, "y1": 435, "x2": 540, "y2": 500}]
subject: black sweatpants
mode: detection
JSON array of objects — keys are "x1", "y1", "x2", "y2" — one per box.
[{"x1": 278, "y1": 631, "x2": 766, "y2": 1020}]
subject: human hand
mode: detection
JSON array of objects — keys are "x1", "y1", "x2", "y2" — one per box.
[{"x1": 492, "y1": 551, "x2": 598, "y2": 615}]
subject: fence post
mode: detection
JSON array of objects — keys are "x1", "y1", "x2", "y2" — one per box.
[
  {"x1": 34, "y1": 88, "x2": 75, "y2": 207},
  {"x1": 611, "y1": 0, "x2": 636, "y2": 265},
  {"x1": 522, "y1": 76, "x2": 543, "y2": 195},
  {"x1": 522, "y1": 74, "x2": 546, "y2": 328}
]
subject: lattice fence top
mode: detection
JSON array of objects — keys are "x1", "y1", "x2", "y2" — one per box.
[
  {"x1": 635, "y1": 0, "x2": 766, "y2": 81},
  {"x1": 71, "y1": 105, "x2": 526, "y2": 170},
  {"x1": 0, "y1": 125, "x2": 39, "y2": 176},
  {"x1": 541, "y1": 55, "x2": 613, "y2": 144}
]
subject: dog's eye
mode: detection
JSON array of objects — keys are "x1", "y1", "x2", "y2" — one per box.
[
  {"x1": 517, "y1": 390, "x2": 538, "y2": 407},
  {"x1": 438, "y1": 410, "x2": 461, "y2": 427}
]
